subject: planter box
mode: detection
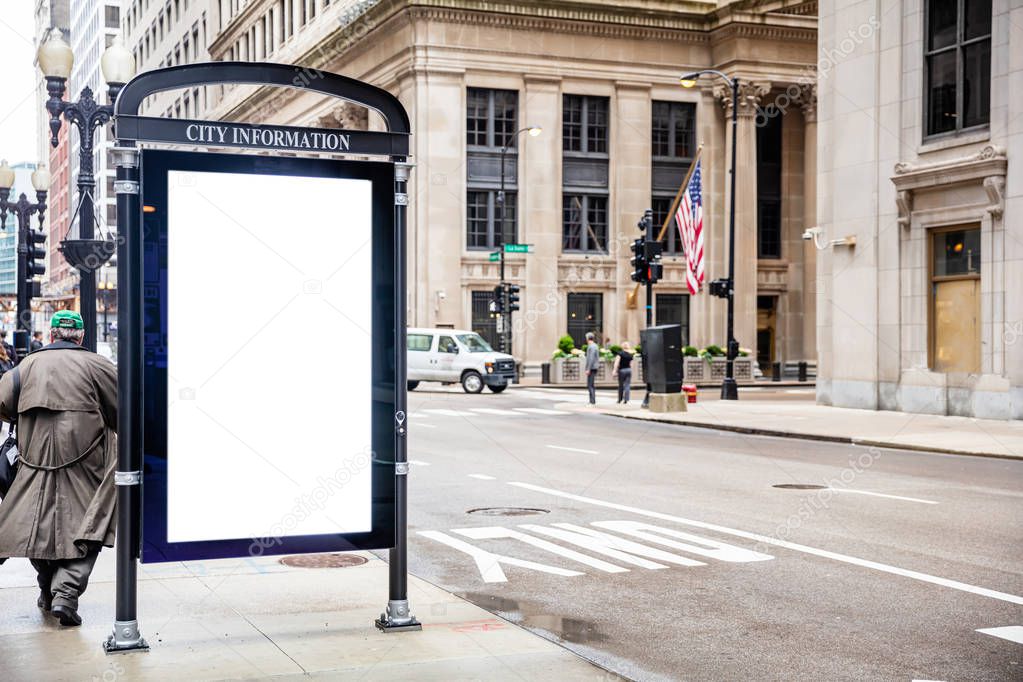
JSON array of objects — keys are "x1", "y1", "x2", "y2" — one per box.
[
  {"x1": 683, "y1": 357, "x2": 754, "y2": 385},
  {"x1": 551, "y1": 357, "x2": 643, "y2": 384}
]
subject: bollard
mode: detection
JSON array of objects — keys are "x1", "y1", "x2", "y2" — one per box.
[
  {"x1": 772, "y1": 362, "x2": 781, "y2": 382},
  {"x1": 541, "y1": 362, "x2": 551, "y2": 384},
  {"x1": 798, "y1": 361, "x2": 808, "y2": 382}
]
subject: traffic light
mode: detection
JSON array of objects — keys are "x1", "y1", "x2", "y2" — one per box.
[
  {"x1": 647, "y1": 261, "x2": 663, "y2": 284},
  {"x1": 644, "y1": 240, "x2": 662, "y2": 283},
  {"x1": 491, "y1": 284, "x2": 504, "y2": 315},
  {"x1": 708, "y1": 278, "x2": 730, "y2": 298},
  {"x1": 630, "y1": 238, "x2": 647, "y2": 283},
  {"x1": 506, "y1": 283, "x2": 520, "y2": 312},
  {"x1": 26, "y1": 229, "x2": 46, "y2": 278}
]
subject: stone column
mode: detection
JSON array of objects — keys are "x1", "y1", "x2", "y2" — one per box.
[
  {"x1": 715, "y1": 80, "x2": 769, "y2": 361},
  {"x1": 799, "y1": 83, "x2": 817, "y2": 364},
  {"x1": 521, "y1": 75, "x2": 563, "y2": 363},
  {"x1": 613, "y1": 81, "x2": 652, "y2": 347}
]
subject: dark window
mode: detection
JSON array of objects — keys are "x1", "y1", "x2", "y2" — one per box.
[
  {"x1": 562, "y1": 95, "x2": 608, "y2": 154},
  {"x1": 471, "y1": 291, "x2": 499, "y2": 349},
  {"x1": 567, "y1": 293, "x2": 603, "y2": 348},
  {"x1": 756, "y1": 109, "x2": 783, "y2": 259},
  {"x1": 925, "y1": 0, "x2": 991, "y2": 136},
  {"x1": 655, "y1": 294, "x2": 690, "y2": 344},
  {"x1": 562, "y1": 195, "x2": 607, "y2": 253},
  {"x1": 651, "y1": 102, "x2": 696, "y2": 254},
  {"x1": 467, "y1": 88, "x2": 518, "y2": 149},
  {"x1": 105, "y1": 6, "x2": 120, "y2": 28},
  {"x1": 466, "y1": 190, "x2": 516, "y2": 250},
  {"x1": 933, "y1": 227, "x2": 980, "y2": 276},
  {"x1": 467, "y1": 88, "x2": 520, "y2": 249}
]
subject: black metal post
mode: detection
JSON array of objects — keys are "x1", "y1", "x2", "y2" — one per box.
[
  {"x1": 721, "y1": 77, "x2": 740, "y2": 401},
  {"x1": 103, "y1": 144, "x2": 148, "y2": 654},
  {"x1": 498, "y1": 144, "x2": 508, "y2": 354},
  {"x1": 642, "y1": 209, "x2": 654, "y2": 407},
  {"x1": 376, "y1": 159, "x2": 421, "y2": 633},
  {"x1": 0, "y1": 189, "x2": 47, "y2": 358}
]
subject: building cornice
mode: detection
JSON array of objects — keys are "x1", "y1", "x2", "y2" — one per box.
[{"x1": 891, "y1": 145, "x2": 1008, "y2": 224}]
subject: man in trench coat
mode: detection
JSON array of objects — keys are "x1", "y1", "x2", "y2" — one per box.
[{"x1": 0, "y1": 310, "x2": 117, "y2": 626}]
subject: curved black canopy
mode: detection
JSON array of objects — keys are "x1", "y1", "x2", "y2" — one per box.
[{"x1": 114, "y1": 62, "x2": 410, "y2": 134}]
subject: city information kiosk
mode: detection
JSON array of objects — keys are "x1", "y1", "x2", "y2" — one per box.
[{"x1": 106, "y1": 62, "x2": 417, "y2": 653}]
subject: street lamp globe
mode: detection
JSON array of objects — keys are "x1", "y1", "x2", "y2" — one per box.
[
  {"x1": 527, "y1": 126, "x2": 542, "y2": 137},
  {"x1": 101, "y1": 35, "x2": 137, "y2": 86},
  {"x1": 31, "y1": 164, "x2": 51, "y2": 192},
  {"x1": 37, "y1": 30, "x2": 74, "y2": 80},
  {"x1": 0, "y1": 160, "x2": 13, "y2": 191}
]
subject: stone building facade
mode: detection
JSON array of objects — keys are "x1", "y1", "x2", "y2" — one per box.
[
  {"x1": 816, "y1": 0, "x2": 1020, "y2": 419},
  {"x1": 207, "y1": 0, "x2": 820, "y2": 368}
]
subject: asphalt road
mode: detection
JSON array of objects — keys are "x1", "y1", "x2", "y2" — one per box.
[{"x1": 398, "y1": 385, "x2": 1023, "y2": 681}]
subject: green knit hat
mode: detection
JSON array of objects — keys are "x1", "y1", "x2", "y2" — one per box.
[{"x1": 51, "y1": 310, "x2": 84, "y2": 329}]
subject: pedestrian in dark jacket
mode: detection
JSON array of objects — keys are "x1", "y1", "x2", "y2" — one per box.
[
  {"x1": 0, "y1": 311, "x2": 117, "y2": 627},
  {"x1": 29, "y1": 331, "x2": 44, "y2": 353},
  {"x1": 0, "y1": 344, "x2": 13, "y2": 377},
  {"x1": 0, "y1": 330, "x2": 17, "y2": 366},
  {"x1": 584, "y1": 332, "x2": 600, "y2": 405},
  {"x1": 612, "y1": 341, "x2": 634, "y2": 404}
]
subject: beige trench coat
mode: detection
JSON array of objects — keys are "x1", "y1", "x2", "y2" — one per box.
[{"x1": 0, "y1": 341, "x2": 118, "y2": 560}]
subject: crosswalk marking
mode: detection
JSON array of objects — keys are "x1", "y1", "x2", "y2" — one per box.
[
  {"x1": 977, "y1": 626, "x2": 1023, "y2": 644},
  {"x1": 469, "y1": 408, "x2": 521, "y2": 416},
  {"x1": 467, "y1": 474, "x2": 496, "y2": 480},
  {"x1": 421, "y1": 408, "x2": 475, "y2": 417},
  {"x1": 514, "y1": 407, "x2": 572, "y2": 415}
]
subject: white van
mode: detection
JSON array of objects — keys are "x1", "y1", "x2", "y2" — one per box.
[{"x1": 407, "y1": 328, "x2": 516, "y2": 393}]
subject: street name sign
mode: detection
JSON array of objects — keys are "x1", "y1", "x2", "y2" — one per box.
[
  {"x1": 489, "y1": 251, "x2": 500, "y2": 262},
  {"x1": 504, "y1": 243, "x2": 531, "y2": 253}
]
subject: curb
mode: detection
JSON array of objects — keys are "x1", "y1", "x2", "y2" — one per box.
[{"x1": 593, "y1": 410, "x2": 1022, "y2": 462}]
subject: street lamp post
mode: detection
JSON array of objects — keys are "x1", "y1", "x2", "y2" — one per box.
[
  {"x1": 38, "y1": 31, "x2": 136, "y2": 352},
  {"x1": 496, "y1": 125, "x2": 541, "y2": 353},
  {"x1": 0, "y1": 161, "x2": 50, "y2": 357},
  {"x1": 681, "y1": 70, "x2": 740, "y2": 400}
]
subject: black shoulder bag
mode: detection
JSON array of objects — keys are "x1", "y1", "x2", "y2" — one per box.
[{"x1": 0, "y1": 367, "x2": 22, "y2": 499}]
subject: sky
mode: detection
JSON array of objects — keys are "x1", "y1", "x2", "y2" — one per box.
[{"x1": 0, "y1": 2, "x2": 41, "y2": 166}]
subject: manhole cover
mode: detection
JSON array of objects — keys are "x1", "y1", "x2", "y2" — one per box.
[
  {"x1": 773, "y1": 484, "x2": 828, "y2": 490},
  {"x1": 467, "y1": 507, "x2": 550, "y2": 517},
  {"x1": 279, "y1": 553, "x2": 368, "y2": 569}
]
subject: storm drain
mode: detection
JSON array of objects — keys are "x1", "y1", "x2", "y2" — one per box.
[
  {"x1": 467, "y1": 507, "x2": 550, "y2": 517},
  {"x1": 279, "y1": 553, "x2": 369, "y2": 569},
  {"x1": 772, "y1": 484, "x2": 828, "y2": 490}
]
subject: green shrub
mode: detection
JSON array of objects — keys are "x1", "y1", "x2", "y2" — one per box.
[
  {"x1": 704, "y1": 344, "x2": 725, "y2": 357},
  {"x1": 609, "y1": 344, "x2": 622, "y2": 355},
  {"x1": 682, "y1": 345, "x2": 699, "y2": 357},
  {"x1": 557, "y1": 334, "x2": 575, "y2": 355}
]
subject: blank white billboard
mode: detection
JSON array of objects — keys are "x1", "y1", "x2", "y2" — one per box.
[{"x1": 165, "y1": 169, "x2": 373, "y2": 543}]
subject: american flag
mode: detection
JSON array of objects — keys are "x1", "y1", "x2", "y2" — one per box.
[{"x1": 675, "y1": 159, "x2": 704, "y2": 295}]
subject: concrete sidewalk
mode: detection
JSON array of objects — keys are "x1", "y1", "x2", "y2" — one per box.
[
  {"x1": 568, "y1": 396, "x2": 1023, "y2": 459},
  {"x1": 0, "y1": 550, "x2": 615, "y2": 681}
]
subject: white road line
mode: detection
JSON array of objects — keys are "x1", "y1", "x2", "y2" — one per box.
[
  {"x1": 977, "y1": 626, "x2": 1023, "y2": 644},
  {"x1": 514, "y1": 407, "x2": 571, "y2": 416},
  {"x1": 508, "y1": 481, "x2": 1023, "y2": 606},
  {"x1": 422, "y1": 408, "x2": 475, "y2": 417},
  {"x1": 409, "y1": 460, "x2": 431, "y2": 466},
  {"x1": 414, "y1": 423, "x2": 437, "y2": 429},
  {"x1": 469, "y1": 407, "x2": 521, "y2": 416},
  {"x1": 546, "y1": 444, "x2": 599, "y2": 455},
  {"x1": 467, "y1": 474, "x2": 496, "y2": 480},
  {"x1": 828, "y1": 488, "x2": 938, "y2": 505}
]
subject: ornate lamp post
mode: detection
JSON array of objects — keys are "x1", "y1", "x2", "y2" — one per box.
[
  {"x1": 681, "y1": 70, "x2": 740, "y2": 400},
  {"x1": 38, "y1": 31, "x2": 136, "y2": 352},
  {"x1": 0, "y1": 161, "x2": 50, "y2": 356}
]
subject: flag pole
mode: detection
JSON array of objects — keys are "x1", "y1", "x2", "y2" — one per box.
[{"x1": 656, "y1": 145, "x2": 703, "y2": 243}]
